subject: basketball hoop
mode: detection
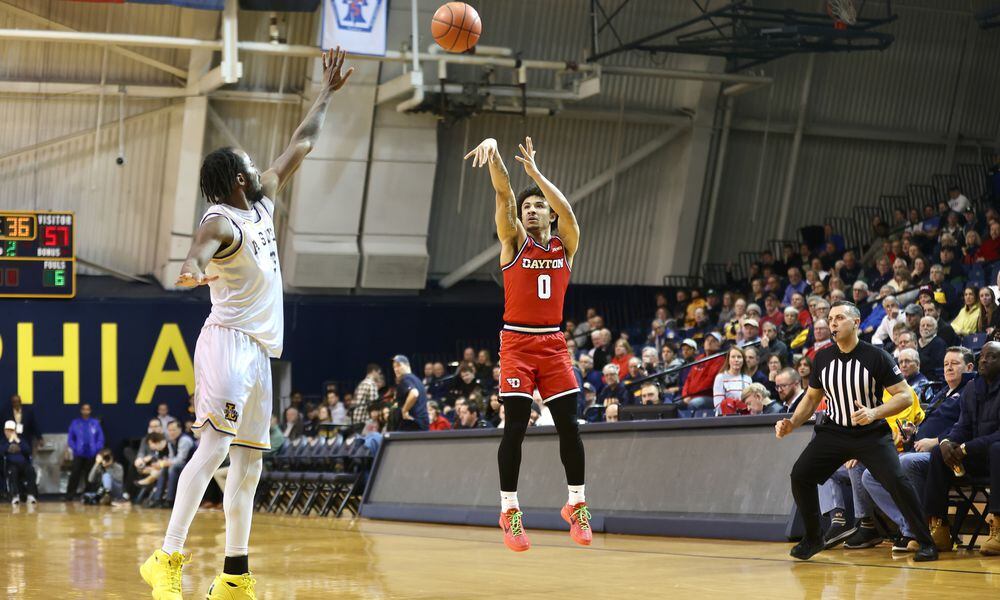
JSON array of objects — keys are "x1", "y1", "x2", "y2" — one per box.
[{"x1": 827, "y1": 0, "x2": 857, "y2": 27}]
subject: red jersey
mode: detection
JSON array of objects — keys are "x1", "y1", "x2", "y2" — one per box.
[{"x1": 501, "y1": 234, "x2": 571, "y2": 330}]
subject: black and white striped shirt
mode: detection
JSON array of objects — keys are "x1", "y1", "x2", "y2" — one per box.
[{"x1": 808, "y1": 340, "x2": 904, "y2": 428}]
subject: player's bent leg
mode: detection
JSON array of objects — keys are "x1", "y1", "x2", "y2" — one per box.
[
  {"x1": 497, "y1": 397, "x2": 532, "y2": 552},
  {"x1": 548, "y1": 395, "x2": 591, "y2": 546},
  {"x1": 142, "y1": 428, "x2": 233, "y2": 600},
  {"x1": 207, "y1": 445, "x2": 263, "y2": 600}
]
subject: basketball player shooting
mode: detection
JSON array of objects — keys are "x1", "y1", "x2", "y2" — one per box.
[
  {"x1": 140, "y1": 48, "x2": 353, "y2": 599},
  {"x1": 464, "y1": 136, "x2": 590, "y2": 552}
]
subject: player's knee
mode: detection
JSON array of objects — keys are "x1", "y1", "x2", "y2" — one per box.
[{"x1": 244, "y1": 455, "x2": 264, "y2": 481}]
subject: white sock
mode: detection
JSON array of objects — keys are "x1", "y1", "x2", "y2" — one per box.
[
  {"x1": 500, "y1": 491, "x2": 519, "y2": 512},
  {"x1": 224, "y1": 446, "x2": 263, "y2": 557},
  {"x1": 161, "y1": 429, "x2": 232, "y2": 555},
  {"x1": 568, "y1": 485, "x2": 585, "y2": 506}
]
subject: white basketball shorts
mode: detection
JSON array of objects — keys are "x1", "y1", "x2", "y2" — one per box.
[{"x1": 192, "y1": 325, "x2": 272, "y2": 450}]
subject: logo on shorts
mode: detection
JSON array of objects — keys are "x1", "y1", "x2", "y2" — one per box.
[
  {"x1": 506, "y1": 378, "x2": 521, "y2": 388},
  {"x1": 224, "y1": 402, "x2": 239, "y2": 422}
]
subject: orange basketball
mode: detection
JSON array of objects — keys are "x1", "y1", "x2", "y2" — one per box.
[{"x1": 431, "y1": 2, "x2": 482, "y2": 53}]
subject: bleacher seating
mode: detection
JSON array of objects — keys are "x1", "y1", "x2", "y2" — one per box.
[{"x1": 256, "y1": 433, "x2": 373, "y2": 518}]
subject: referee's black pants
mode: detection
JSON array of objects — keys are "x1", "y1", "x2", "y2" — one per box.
[{"x1": 790, "y1": 421, "x2": 934, "y2": 546}]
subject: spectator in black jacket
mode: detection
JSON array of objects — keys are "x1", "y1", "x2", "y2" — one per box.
[
  {"x1": 3, "y1": 420, "x2": 38, "y2": 505},
  {"x1": 921, "y1": 302, "x2": 959, "y2": 346},
  {"x1": 917, "y1": 317, "x2": 948, "y2": 380},
  {"x1": 454, "y1": 402, "x2": 492, "y2": 429},
  {"x1": 597, "y1": 364, "x2": 630, "y2": 407},
  {"x1": 922, "y1": 342, "x2": 1000, "y2": 553}
]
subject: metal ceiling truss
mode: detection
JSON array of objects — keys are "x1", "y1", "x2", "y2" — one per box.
[{"x1": 587, "y1": 0, "x2": 897, "y2": 72}]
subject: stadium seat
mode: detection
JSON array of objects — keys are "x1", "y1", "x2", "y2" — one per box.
[{"x1": 963, "y1": 333, "x2": 987, "y2": 353}]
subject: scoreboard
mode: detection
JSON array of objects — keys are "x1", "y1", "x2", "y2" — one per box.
[{"x1": 0, "y1": 211, "x2": 76, "y2": 298}]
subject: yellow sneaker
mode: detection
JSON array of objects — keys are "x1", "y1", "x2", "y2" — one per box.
[
  {"x1": 140, "y1": 549, "x2": 189, "y2": 600},
  {"x1": 206, "y1": 572, "x2": 258, "y2": 600}
]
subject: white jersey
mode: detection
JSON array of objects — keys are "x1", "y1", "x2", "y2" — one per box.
[{"x1": 200, "y1": 197, "x2": 283, "y2": 357}]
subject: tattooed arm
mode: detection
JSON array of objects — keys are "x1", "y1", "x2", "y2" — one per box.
[{"x1": 464, "y1": 138, "x2": 526, "y2": 265}]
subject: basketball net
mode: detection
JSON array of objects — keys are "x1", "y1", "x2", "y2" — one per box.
[{"x1": 827, "y1": 0, "x2": 857, "y2": 28}]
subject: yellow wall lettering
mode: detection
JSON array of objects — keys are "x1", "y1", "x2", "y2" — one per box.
[
  {"x1": 135, "y1": 323, "x2": 194, "y2": 404},
  {"x1": 17, "y1": 322, "x2": 80, "y2": 405},
  {"x1": 101, "y1": 323, "x2": 118, "y2": 404}
]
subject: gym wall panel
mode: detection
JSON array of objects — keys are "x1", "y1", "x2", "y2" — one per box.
[
  {"x1": 0, "y1": 101, "x2": 174, "y2": 276},
  {"x1": 706, "y1": 0, "x2": 1000, "y2": 265},
  {"x1": 427, "y1": 114, "x2": 677, "y2": 285}
]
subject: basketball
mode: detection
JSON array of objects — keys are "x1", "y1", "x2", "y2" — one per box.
[{"x1": 431, "y1": 2, "x2": 482, "y2": 53}]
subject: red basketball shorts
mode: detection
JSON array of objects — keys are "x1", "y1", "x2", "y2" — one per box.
[{"x1": 498, "y1": 329, "x2": 580, "y2": 404}]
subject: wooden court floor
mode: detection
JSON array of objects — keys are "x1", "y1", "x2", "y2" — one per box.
[{"x1": 3, "y1": 503, "x2": 1000, "y2": 599}]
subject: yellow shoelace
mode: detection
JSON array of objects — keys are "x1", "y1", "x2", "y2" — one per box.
[
  {"x1": 239, "y1": 573, "x2": 258, "y2": 599},
  {"x1": 572, "y1": 505, "x2": 592, "y2": 531},
  {"x1": 166, "y1": 554, "x2": 189, "y2": 592},
  {"x1": 508, "y1": 511, "x2": 524, "y2": 537}
]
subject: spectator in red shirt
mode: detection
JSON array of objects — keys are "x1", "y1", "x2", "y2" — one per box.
[
  {"x1": 761, "y1": 293, "x2": 784, "y2": 329},
  {"x1": 609, "y1": 339, "x2": 635, "y2": 382},
  {"x1": 680, "y1": 333, "x2": 725, "y2": 411},
  {"x1": 427, "y1": 401, "x2": 451, "y2": 431},
  {"x1": 805, "y1": 319, "x2": 833, "y2": 361},
  {"x1": 978, "y1": 222, "x2": 1000, "y2": 263}
]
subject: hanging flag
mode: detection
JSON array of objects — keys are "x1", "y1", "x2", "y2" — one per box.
[
  {"x1": 320, "y1": 0, "x2": 387, "y2": 57},
  {"x1": 239, "y1": 0, "x2": 320, "y2": 10},
  {"x1": 64, "y1": 0, "x2": 224, "y2": 8}
]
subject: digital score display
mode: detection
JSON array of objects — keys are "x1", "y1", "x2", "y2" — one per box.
[{"x1": 0, "y1": 211, "x2": 76, "y2": 298}]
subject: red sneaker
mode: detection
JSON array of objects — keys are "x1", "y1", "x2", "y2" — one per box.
[
  {"x1": 499, "y1": 508, "x2": 531, "y2": 552},
  {"x1": 561, "y1": 502, "x2": 593, "y2": 546}
]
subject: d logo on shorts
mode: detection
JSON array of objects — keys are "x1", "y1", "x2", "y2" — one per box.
[
  {"x1": 224, "y1": 402, "x2": 239, "y2": 422},
  {"x1": 506, "y1": 378, "x2": 521, "y2": 388}
]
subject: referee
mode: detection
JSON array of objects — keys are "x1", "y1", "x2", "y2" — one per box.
[{"x1": 775, "y1": 301, "x2": 938, "y2": 562}]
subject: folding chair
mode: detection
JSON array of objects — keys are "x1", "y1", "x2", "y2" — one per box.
[{"x1": 950, "y1": 477, "x2": 992, "y2": 550}]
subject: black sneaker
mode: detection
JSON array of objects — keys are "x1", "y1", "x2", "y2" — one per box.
[
  {"x1": 790, "y1": 538, "x2": 825, "y2": 561},
  {"x1": 891, "y1": 536, "x2": 918, "y2": 553},
  {"x1": 843, "y1": 525, "x2": 883, "y2": 549},
  {"x1": 913, "y1": 543, "x2": 939, "y2": 562},
  {"x1": 823, "y1": 520, "x2": 857, "y2": 550}
]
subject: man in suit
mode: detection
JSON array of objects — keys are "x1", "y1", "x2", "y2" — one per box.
[{"x1": 775, "y1": 368, "x2": 806, "y2": 413}]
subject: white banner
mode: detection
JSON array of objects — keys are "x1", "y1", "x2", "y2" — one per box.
[{"x1": 320, "y1": 0, "x2": 388, "y2": 57}]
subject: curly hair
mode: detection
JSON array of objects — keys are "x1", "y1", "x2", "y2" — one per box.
[{"x1": 199, "y1": 147, "x2": 244, "y2": 204}]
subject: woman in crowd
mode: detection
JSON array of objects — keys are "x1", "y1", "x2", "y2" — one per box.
[
  {"x1": 610, "y1": 339, "x2": 634, "y2": 382},
  {"x1": 713, "y1": 347, "x2": 752, "y2": 416},
  {"x1": 962, "y1": 230, "x2": 983, "y2": 264},
  {"x1": 795, "y1": 356, "x2": 813, "y2": 382},
  {"x1": 790, "y1": 293, "x2": 811, "y2": 328},
  {"x1": 717, "y1": 291, "x2": 737, "y2": 326},
  {"x1": 312, "y1": 405, "x2": 336, "y2": 439},
  {"x1": 951, "y1": 286, "x2": 983, "y2": 335},
  {"x1": 780, "y1": 306, "x2": 803, "y2": 346},
  {"x1": 724, "y1": 297, "x2": 748, "y2": 341},
  {"x1": 910, "y1": 256, "x2": 929, "y2": 287},
  {"x1": 979, "y1": 287, "x2": 1000, "y2": 336},
  {"x1": 427, "y1": 401, "x2": 452, "y2": 431}
]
